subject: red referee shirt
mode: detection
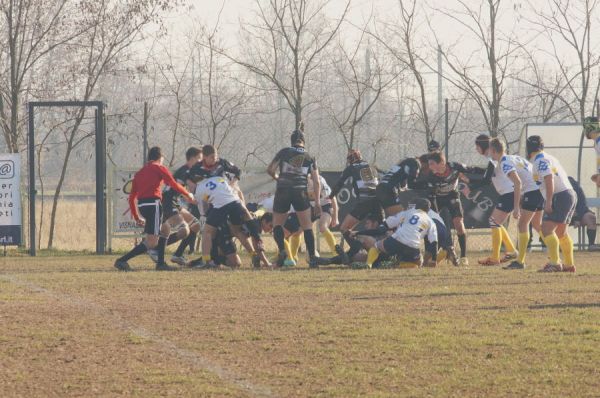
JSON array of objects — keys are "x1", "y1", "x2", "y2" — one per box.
[{"x1": 128, "y1": 161, "x2": 189, "y2": 221}]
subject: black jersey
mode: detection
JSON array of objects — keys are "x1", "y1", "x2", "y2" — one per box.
[
  {"x1": 330, "y1": 161, "x2": 379, "y2": 199},
  {"x1": 380, "y1": 158, "x2": 420, "y2": 189},
  {"x1": 427, "y1": 162, "x2": 472, "y2": 197},
  {"x1": 162, "y1": 164, "x2": 191, "y2": 205},
  {"x1": 272, "y1": 146, "x2": 317, "y2": 189},
  {"x1": 192, "y1": 158, "x2": 241, "y2": 180}
]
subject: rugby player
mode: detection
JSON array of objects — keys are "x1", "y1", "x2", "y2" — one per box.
[
  {"x1": 267, "y1": 128, "x2": 325, "y2": 268},
  {"x1": 114, "y1": 147, "x2": 195, "y2": 271},
  {"x1": 356, "y1": 198, "x2": 438, "y2": 269},
  {"x1": 426, "y1": 152, "x2": 485, "y2": 266},
  {"x1": 583, "y1": 116, "x2": 600, "y2": 187},
  {"x1": 308, "y1": 174, "x2": 339, "y2": 253},
  {"x1": 568, "y1": 176, "x2": 598, "y2": 251},
  {"x1": 329, "y1": 149, "x2": 382, "y2": 264},
  {"x1": 375, "y1": 157, "x2": 421, "y2": 216},
  {"x1": 528, "y1": 136, "x2": 578, "y2": 272}
]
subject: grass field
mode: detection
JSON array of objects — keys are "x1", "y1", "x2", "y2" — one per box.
[{"x1": 2, "y1": 252, "x2": 600, "y2": 397}]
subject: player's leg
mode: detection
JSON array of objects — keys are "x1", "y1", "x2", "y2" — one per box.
[
  {"x1": 581, "y1": 211, "x2": 598, "y2": 249},
  {"x1": 296, "y1": 207, "x2": 318, "y2": 266},
  {"x1": 318, "y1": 209, "x2": 337, "y2": 253},
  {"x1": 272, "y1": 188, "x2": 293, "y2": 264},
  {"x1": 115, "y1": 200, "x2": 160, "y2": 271},
  {"x1": 479, "y1": 208, "x2": 510, "y2": 265},
  {"x1": 172, "y1": 209, "x2": 201, "y2": 263}
]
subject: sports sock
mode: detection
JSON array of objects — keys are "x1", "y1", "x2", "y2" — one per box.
[
  {"x1": 343, "y1": 231, "x2": 363, "y2": 258},
  {"x1": 290, "y1": 234, "x2": 301, "y2": 260},
  {"x1": 588, "y1": 228, "x2": 597, "y2": 246},
  {"x1": 119, "y1": 242, "x2": 147, "y2": 262},
  {"x1": 545, "y1": 233, "x2": 560, "y2": 264},
  {"x1": 283, "y1": 239, "x2": 293, "y2": 260},
  {"x1": 187, "y1": 231, "x2": 197, "y2": 253},
  {"x1": 157, "y1": 236, "x2": 167, "y2": 264},
  {"x1": 322, "y1": 229, "x2": 337, "y2": 252},
  {"x1": 500, "y1": 226, "x2": 516, "y2": 253},
  {"x1": 491, "y1": 227, "x2": 502, "y2": 261},
  {"x1": 518, "y1": 231, "x2": 529, "y2": 264},
  {"x1": 304, "y1": 229, "x2": 316, "y2": 258},
  {"x1": 167, "y1": 233, "x2": 182, "y2": 246},
  {"x1": 457, "y1": 233, "x2": 467, "y2": 258},
  {"x1": 559, "y1": 235, "x2": 575, "y2": 266},
  {"x1": 437, "y1": 249, "x2": 447, "y2": 263},
  {"x1": 175, "y1": 233, "x2": 195, "y2": 257},
  {"x1": 367, "y1": 247, "x2": 379, "y2": 267},
  {"x1": 273, "y1": 225, "x2": 286, "y2": 254}
]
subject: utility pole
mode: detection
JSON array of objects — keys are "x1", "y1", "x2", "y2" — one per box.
[{"x1": 437, "y1": 46, "x2": 443, "y2": 141}]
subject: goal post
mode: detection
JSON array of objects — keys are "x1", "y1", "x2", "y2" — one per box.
[{"x1": 27, "y1": 101, "x2": 107, "y2": 256}]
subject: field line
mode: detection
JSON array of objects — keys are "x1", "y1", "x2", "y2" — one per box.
[{"x1": 1, "y1": 274, "x2": 274, "y2": 398}]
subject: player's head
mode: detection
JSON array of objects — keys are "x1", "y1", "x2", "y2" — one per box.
[
  {"x1": 364, "y1": 213, "x2": 383, "y2": 229},
  {"x1": 346, "y1": 149, "x2": 362, "y2": 165},
  {"x1": 291, "y1": 128, "x2": 305, "y2": 147},
  {"x1": 202, "y1": 145, "x2": 217, "y2": 166},
  {"x1": 148, "y1": 146, "x2": 163, "y2": 163},
  {"x1": 475, "y1": 134, "x2": 490, "y2": 156},
  {"x1": 401, "y1": 157, "x2": 421, "y2": 180},
  {"x1": 526, "y1": 135, "x2": 544, "y2": 159},
  {"x1": 489, "y1": 138, "x2": 506, "y2": 161},
  {"x1": 418, "y1": 154, "x2": 430, "y2": 168},
  {"x1": 185, "y1": 146, "x2": 202, "y2": 163},
  {"x1": 260, "y1": 212, "x2": 274, "y2": 233},
  {"x1": 427, "y1": 152, "x2": 446, "y2": 174},
  {"x1": 584, "y1": 116, "x2": 600, "y2": 139},
  {"x1": 414, "y1": 198, "x2": 431, "y2": 212},
  {"x1": 427, "y1": 140, "x2": 441, "y2": 153}
]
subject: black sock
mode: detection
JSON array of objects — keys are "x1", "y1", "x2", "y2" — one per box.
[
  {"x1": 187, "y1": 232, "x2": 197, "y2": 253},
  {"x1": 273, "y1": 225, "x2": 286, "y2": 253},
  {"x1": 304, "y1": 229, "x2": 316, "y2": 258},
  {"x1": 157, "y1": 237, "x2": 167, "y2": 264},
  {"x1": 175, "y1": 233, "x2": 194, "y2": 257},
  {"x1": 458, "y1": 233, "x2": 466, "y2": 258},
  {"x1": 588, "y1": 229, "x2": 597, "y2": 246},
  {"x1": 119, "y1": 242, "x2": 147, "y2": 262},
  {"x1": 343, "y1": 231, "x2": 363, "y2": 258},
  {"x1": 167, "y1": 233, "x2": 182, "y2": 246}
]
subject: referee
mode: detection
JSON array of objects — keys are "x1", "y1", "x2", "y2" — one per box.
[{"x1": 114, "y1": 147, "x2": 195, "y2": 271}]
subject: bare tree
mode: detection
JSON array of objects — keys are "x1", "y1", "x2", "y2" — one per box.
[
  {"x1": 324, "y1": 30, "x2": 397, "y2": 150},
  {"x1": 0, "y1": 0, "x2": 87, "y2": 152},
  {"x1": 527, "y1": 0, "x2": 600, "y2": 122},
  {"x1": 234, "y1": 0, "x2": 350, "y2": 129},
  {"x1": 432, "y1": 0, "x2": 522, "y2": 137}
]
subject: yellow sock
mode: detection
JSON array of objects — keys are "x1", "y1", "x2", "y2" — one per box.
[
  {"x1": 559, "y1": 235, "x2": 575, "y2": 266},
  {"x1": 367, "y1": 247, "x2": 379, "y2": 268},
  {"x1": 491, "y1": 227, "x2": 502, "y2": 261},
  {"x1": 290, "y1": 234, "x2": 301, "y2": 260},
  {"x1": 437, "y1": 249, "x2": 447, "y2": 263},
  {"x1": 518, "y1": 231, "x2": 529, "y2": 264},
  {"x1": 322, "y1": 229, "x2": 337, "y2": 252},
  {"x1": 202, "y1": 254, "x2": 211, "y2": 262},
  {"x1": 283, "y1": 239, "x2": 293, "y2": 260},
  {"x1": 545, "y1": 233, "x2": 560, "y2": 265},
  {"x1": 500, "y1": 226, "x2": 516, "y2": 253}
]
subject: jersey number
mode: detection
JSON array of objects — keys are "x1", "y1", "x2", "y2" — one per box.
[{"x1": 409, "y1": 215, "x2": 420, "y2": 225}]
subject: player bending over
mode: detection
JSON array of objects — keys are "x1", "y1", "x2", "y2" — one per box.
[
  {"x1": 356, "y1": 198, "x2": 438, "y2": 268},
  {"x1": 376, "y1": 157, "x2": 421, "y2": 216},
  {"x1": 114, "y1": 147, "x2": 195, "y2": 271},
  {"x1": 584, "y1": 116, "x2": 600, "y2": 188},
  {"x1": 528, "y1": 136, "x2": 577, "y2": 272},
  {"x1": 568, "y1": 176, "x2": 598, "y2": 251},
  {"x1": 329, "y1": 149, "x2": 382, "y2": 265}
]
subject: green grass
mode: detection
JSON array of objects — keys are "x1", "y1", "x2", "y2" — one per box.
[{"x1": 1, "y1": 252, "x2": 600, "y2": 397}]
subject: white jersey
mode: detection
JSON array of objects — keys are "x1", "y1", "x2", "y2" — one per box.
[
  {"x1": 195, "y1": 176, "x2": 240, "y2": 209},
  {"x1": 385, "y1": 208, "x2": 438, "y2": 249},
  {"x1": 499, "y1": 155, "x2": 538, "y2": 194},
  {"x1": 595, "y1": 135, "x2": 600, "y2": 173},
  {"x1": 490, "y1": 159, "x2": 513, "y2": 195},
  {"x1": 308, "y1": 175, "x2": 332, "y2": 206},
  {"x1": 532, "y1": 152, "x2": 573, "y2": 198}
]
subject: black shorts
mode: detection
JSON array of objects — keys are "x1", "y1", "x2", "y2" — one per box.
[
  {"x1": 375, "y1": 183, "x2": 400, "y2": 208},
  {"x1": 522, "y1": 190, "x2": 544, "y2": 212},
  {"x1": 382, "y1": 236, "x2": 421, "y2": 263},
  {"x1": 433, "y1": 193, "x2": 463, "y2": 219},
  {"x1": 284, "y1": 213, "x2": 301, "y2": 234},
  {"x1": 349, "y1": 197, "x2": 383, "y2": 220},
  {"x1": 320, "y1": 203, "x2": 333, "y2": 216},
  {"x1": 162, "y1": 198, "x2": 181, "y2": 221},
  {"x1": 138, "y1": 199, "x2": 162, "y2": 236},
  {"x1": 213, "y1": 224, "x2": 236, "y2": 257},
  {"x1": 544, "y1": 189, "x2": 577, "y2": 224},
  {"x1": 273, "y1": 187, "x2": 310, "y2": 213},
  {"x1": 496, "y1": 192, "x2": 515, "y2": 213},
  {"x1": 206, "y1": 201, "x2": 245, "y2": 228}
]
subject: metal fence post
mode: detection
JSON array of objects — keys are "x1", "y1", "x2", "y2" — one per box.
[{"x1": 28, "y1": 103, "x2": 36, "y2": 256}]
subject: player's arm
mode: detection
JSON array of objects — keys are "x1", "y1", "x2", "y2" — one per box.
[
  {"x1": 267, "y1": 150, "x2": 283, "y2": 180},
  {"x1": 159, "y1": 165, "x2": 194, "y2": 202},
  {"x1": 331, "y1": 196, "x2": 339, "y2": 227},
  {"x1": 507, "y1": 170, "x2": 522, "y2": 218},
  {"x1": 128, "y1": 180, "x2": 141, "y2": 222},
  {"x1": 311, "y1": 165, "x2": 321, "y2": 209},
  {"x1": 424, "y1": 222, "x2": 438, "y2": 261},
  {"x1": 467, "y1": 160, "x2": 494, "y2": 189},
  {"x1": 544, "y1": 174, "x2": 554, "y2": 213},
  {"x1": 329, "y1": 166, "x2": 351, "y2": 198},
  {"x1": 223, "y1": 159, "x2": 242, "y2": 180}
]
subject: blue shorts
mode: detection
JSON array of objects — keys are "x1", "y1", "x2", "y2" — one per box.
[
  {"x1": 496, "y1": 192, "x2": 515, "y2": 213},
  {"x1": 382, "y1": 237, "x2": 420, "y2": 263},
  {"x1": 544, "y1": 189, "x2": 577, "y2": 224}
]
